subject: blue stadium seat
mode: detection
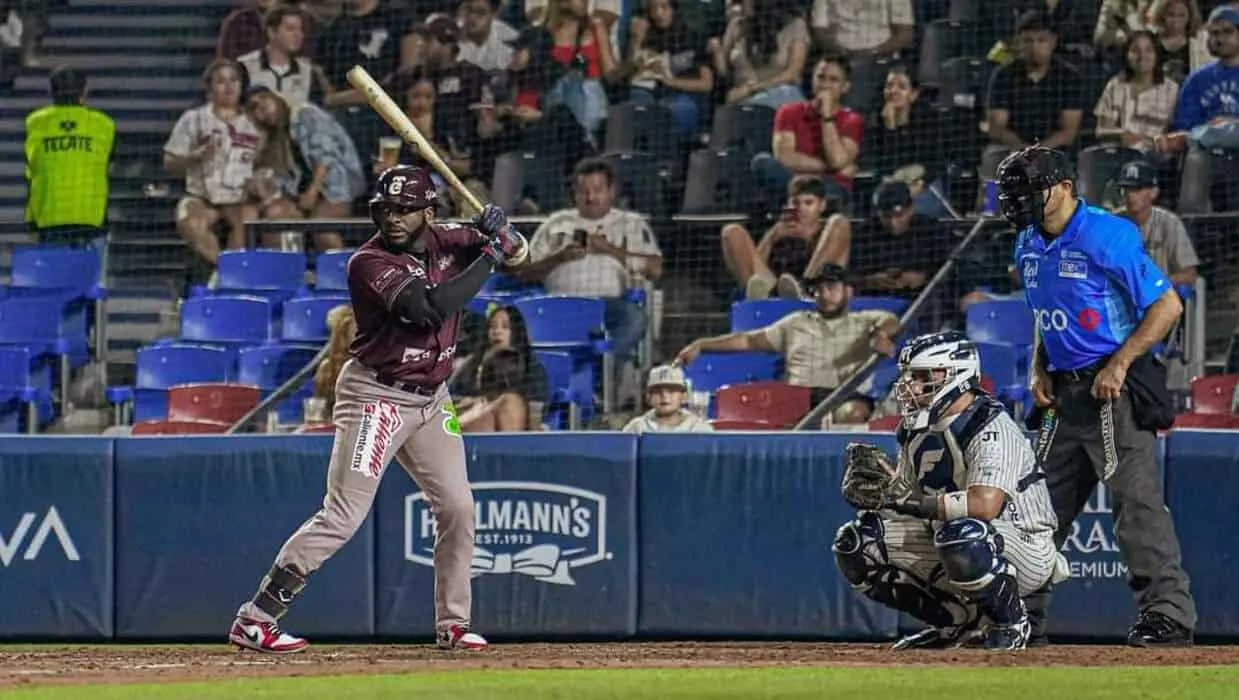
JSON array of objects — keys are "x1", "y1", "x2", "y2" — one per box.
[
  {"x1": 514, "y1": 295, "x2": 609, "y2": 352},
  {"x1": 850, "y1": 296, "x2": 910, "y2": 317},
  {"x1": 683, "y1": 351, "x2": 782, "y2": 392},
  {"x1": 0, "y1": 346, "x2": 50, "y2": 433},
  {"x1": 0, "y1": 296, "x2": 73, "y2": 357},
  {"x1": 966, "y1": 299, "x2": 1034, "y2": 346},
  {"x1": 859, "y1": 356, "x2": 902, "y2": 402},
  {"x1": 314, "y1": 249, "x2": 353, "y2": 293},
  {"x1": 180, "y1": 294, "x2": 274, "y2": 347},
  {"x1": 282, "y1": 295, "x2": 350, "y2": 344},
  {"x1": 730, "y1": 299, "x2": 814, "y2": 332},
  {"x1": 237, "y1": 344, "x2": 320, "y2": 390},
  {"x1": 534, "y1": 349, "x2": 595, "y2": 429},
  {"x1": 216, "y1": 250, "x2": 308, "y2": 303},
  {"x1": 112, "y1": 343, "x2": 233, "y2": 422},
  {"x1": 9, "y1": 244, "x2": 102, "y2": 298},
  {"x1": 976, "y1": 341, "x2": 1031, "y2": 414}
]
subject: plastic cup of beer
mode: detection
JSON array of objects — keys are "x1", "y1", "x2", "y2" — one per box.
[{"x1": 379, "y1": 137, "x2": 402, "y2": 162}]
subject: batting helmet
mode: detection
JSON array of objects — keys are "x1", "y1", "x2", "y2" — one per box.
[
  {"x1": 370, "y1": 165, "x2": 438, "y2": 224},
  {"x1": 995, "y1": 146, "x2": 1073, "y2": 230}
]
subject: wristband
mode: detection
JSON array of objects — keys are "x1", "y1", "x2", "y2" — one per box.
[
  {"x1": 891, "y1": 494, "x2": 937, "y2": 520},
  {"x1": 943, "y1": 491, "x2": 969, "y2": 521}
]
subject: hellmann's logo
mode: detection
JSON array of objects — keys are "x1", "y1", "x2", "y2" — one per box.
[
  {"x1": 0, "y1": 507, "x2": 80, "y2": 567},
  {"x1": 405, "y1": 481, "x2": 610, "y2": 586}
]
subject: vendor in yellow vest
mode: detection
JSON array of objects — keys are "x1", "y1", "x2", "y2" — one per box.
[{"x1": 24, "y1": 67, "x2": 115, "y2": 247}]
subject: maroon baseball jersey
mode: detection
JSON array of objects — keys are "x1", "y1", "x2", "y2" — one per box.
[{"x1": 346, "y1": 222, "x2": 483, "y2": 386}]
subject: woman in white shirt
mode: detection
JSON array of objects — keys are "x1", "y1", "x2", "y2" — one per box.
[{"x1": 1094, "y1": 30, "x2": 1180, "y2": 154}]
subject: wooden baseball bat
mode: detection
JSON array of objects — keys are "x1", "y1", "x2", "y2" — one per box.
[{"x1": 346, "y1": 65, "x2": 528, "y2": 266}]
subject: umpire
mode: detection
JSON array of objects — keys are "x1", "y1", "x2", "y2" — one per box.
[{"x1": 995, "y1": 146, "x2": 1195, "y2": 647}]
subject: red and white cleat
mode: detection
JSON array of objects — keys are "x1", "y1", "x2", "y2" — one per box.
[
  {"x1": 437, "y1": 624, "x2": 488, "y2": 651},
  {"x1": 229, "y1": 616, "x2": 308, "y2": 655}
]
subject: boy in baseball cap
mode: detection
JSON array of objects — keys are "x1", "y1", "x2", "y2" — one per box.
[{"x1": 622, "y1": 365, "x2": 714, "y2": 434}]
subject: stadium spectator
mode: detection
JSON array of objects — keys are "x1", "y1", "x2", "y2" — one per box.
[
  {"x1": 163, "y1": 58, "x2": 262, "y2": 269},
  {"x1": 1148, "y1": 0, "x2": 1202, "y2": 82},
  {"x1": 809, "y1": 0, "x2": 914, "y2": 59},
  {"x1": 245, "y1": 85, "x2": 362, "y2": 250},
  {"x1": 674, "y1": 264, "x2": 901, "y2": 425},
  {"x1": 709, "y1": 0, "x2": 808, "y2": 109},
  {"x1": 720, "y1": 175, "x2": 849, "y2": 299},
  {"x1": 410, "y1": 17, "x2": 487, "y2": 139},
  {"x1": 238, "y1": 5, "x2": 329, "y2": 107},
  {"x1": 24, "y1": 67, "x2": 115, "y2": 247},
  {"x1": 996, "y1": 0, "x2": 1099, "y2": 61},
  {"x1": 525, "y1": 0, "x2": 622, "y2": 38},
  {"x1": 621, "y1": 364, "x2": 713, "y2": 433},
  {"x1": 981, "y1": 11, "x2": 1084, "y2": 180},
  {"x1": 509, "y1": 0, "x2": 619, "y2": 142},
  {"x1": 862, "y1": 64, "x2": 950, "y2": 217},
  {"x1": 451, "y1": 304, "x2": 548, "y2": 431},
  {"x1": 1094, "y1": 0, "x2": 1154, "y2": 55},
  {"x1": 1158, "y1": 5, "x2": 1239, "y2": 153},
  {"x1": 457, "y1": 0, "x2": 518, "y2": 72},
  {"x1": 374, "y1": 68, "x2": 484, "y2": 216},
  {"x1": 218, "y1": 0, "x2": 324, "y2": 62},
  {"x1": 520, "y1": 157, "x2": 663, "y2": 403},
  {"x1": 313, "y1": 304, "x2": 356, "y2": 417},
  {"x1": 836, "y1": 180, "x2": 955, "y2": 301},
  {"x1": 1094, "y1": 30, "x2": 1179, "y2": 153},
  {"x1": 317, "y1": 0, "x2": 414, "y2": 106},
  {"x1": 751, "y1": 55, "x2": 862, "y2": 215},
  {"x1": 1, "y1": 0, "x2": 51, "y2": 67},
  {"x1": 1117, "y1": 160, "x2": 1200, "y2": 286},
  {"x1": 626, "y1": 0, "x2": 715, "y2": 139}
]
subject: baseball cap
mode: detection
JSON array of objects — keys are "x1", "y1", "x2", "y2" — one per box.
[
  {"x1": 647, "y1": 365, "x2": 688, "y2": 391},
  {"x1": 1209, "y1": 5, "x2": 1239, "y2": 26},
  {"x1": 1117, "y1": 160, "x2": 1158, "y2": 189},
  {"x1": 873, "y1": 180, "x2": 914, "y2": 215},
  {"x1": 804, "y1": 263, "x2": 849, "y2": 289},
  {"x1": 415, "y1": 15, "x2": 460, "y2": 44}
]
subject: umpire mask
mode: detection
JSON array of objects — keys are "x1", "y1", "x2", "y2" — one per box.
[{"x1": 995, "y1": 146, "x2": 1073, "y2": 231}]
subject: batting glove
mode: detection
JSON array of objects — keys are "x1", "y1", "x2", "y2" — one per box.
[
  {"x1": 473, "y1": 203, "x2": 507, "y2": 238},
  {"x1": 480, "y1": 232, "x2": 505, "y2": 266}
]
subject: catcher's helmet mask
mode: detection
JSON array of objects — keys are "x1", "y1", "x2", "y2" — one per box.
[
  {"x1": 894, "y1": 331, "x2": 982, "y2": 432},
  {"x1": 995, "y1": 146, "x2": 1074, "y2": 232},
  {"x1": 371, "y1": 165, "x2": 439, "y2": 251}
]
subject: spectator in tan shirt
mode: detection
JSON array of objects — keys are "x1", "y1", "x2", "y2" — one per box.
[
  {"x1": 674, "y1": 264, "x2": 901, "y2": 424},
  {"x1": 1116, "y1": 160, "x2": 1199, "y2": 287}
]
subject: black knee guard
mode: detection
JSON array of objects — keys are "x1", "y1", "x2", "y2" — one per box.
[
  {"x1": 833, "y1": 512, "x2": 972, "y2": 628},
  {"x1": 253, "y1": 564, "x2": 307, "y2": 620},
  {"x1": 933, "y1": 517, "x2": 1024, "y2": 625}
]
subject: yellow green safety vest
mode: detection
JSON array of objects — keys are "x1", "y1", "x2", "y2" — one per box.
[{"x1": 24, "y1": 104, "x2": 116, "y2": 229}]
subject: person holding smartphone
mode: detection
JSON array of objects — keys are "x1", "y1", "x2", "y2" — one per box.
[{"x1": 720, "y1": 175, "x2": 850, "y2": 300}]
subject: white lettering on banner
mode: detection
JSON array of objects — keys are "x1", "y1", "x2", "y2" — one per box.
[
  {"x1": 0, "y1": 507, "x2": 80, "y2": 567},
  {"x1": 350, "y1": 399, "x2": 403, "y2": 479},
  {"x1": 404, "y1": 481, "x2": 612, "y2": 586},
  {"x1": 1036, "y1": 309, "x2": 1069, "y2": 332},
  {"x1": 1060, "y1": 484, "x2": 1127, "y2": 579}
]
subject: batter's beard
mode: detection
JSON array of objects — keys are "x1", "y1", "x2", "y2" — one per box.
[{"x1": 380, "y1": 223, "x2": 428, "y2": 254}]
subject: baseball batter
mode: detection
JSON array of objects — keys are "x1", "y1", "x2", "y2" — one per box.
[
  {"x1": 833, "y1": 331, "x2": 1069, "y2": 651},
  {"x1": 228, "y1": 165, "x2": 523, "y2": 654}
]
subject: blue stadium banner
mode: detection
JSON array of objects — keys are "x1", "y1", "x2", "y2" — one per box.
[
  {"x1": 113, "y1": 436, "x2": 374, "y2": 639},
  {"x1": 1165, "y1": 430, "x2": 1239, "y2": 638},
  {"x1": 1047, "y1": 436, "x2": 1167, "y2": 639},
  {"x1": 374, "y1": 434, "x2": 638, "y2": 638},
  {"x1": 0, "y1": 438, "x2": 113, "y2": 638},
  {"x1": 638, "y1": 432, "x2": 899, "y2": 639}
]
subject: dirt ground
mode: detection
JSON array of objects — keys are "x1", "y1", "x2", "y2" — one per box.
[{"x1": 2, "y1": 642, "x2": 1238, "y2": 689}]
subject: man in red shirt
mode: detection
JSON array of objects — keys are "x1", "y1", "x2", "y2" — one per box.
[{"x1": 751, "y1": 56, "x2": 864, "y2": 214}]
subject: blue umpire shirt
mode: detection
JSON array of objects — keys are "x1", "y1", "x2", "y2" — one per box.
[{"x1": 1012, "y1": 200, "x2": 1171, "y2": 372}]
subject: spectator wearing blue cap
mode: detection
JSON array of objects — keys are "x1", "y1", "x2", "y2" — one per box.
[{"x1": 1156, "y1": 3, "x2": 1239, "y2": 154}]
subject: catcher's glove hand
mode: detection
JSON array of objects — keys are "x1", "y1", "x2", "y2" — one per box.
[{"x1": 841, "y1": 442, "x2": 914, "y2": 511}]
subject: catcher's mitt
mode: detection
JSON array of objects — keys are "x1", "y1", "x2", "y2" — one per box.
[{"x1": 841, "y1": 442, "x2": 907, "y2": 510}]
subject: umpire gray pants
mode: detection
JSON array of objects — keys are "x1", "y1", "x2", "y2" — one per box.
[{"x1": 1034, "y1": 371, "x2": 1196, "y2": 630}]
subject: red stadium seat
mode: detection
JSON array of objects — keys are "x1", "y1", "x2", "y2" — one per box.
[
  {"x1": 131, "y1": 419, "x2": 230, "y2": 435},
  {"x1": 979, "y1": 374, "x2": 996, "y2": 394},
  {"x1": 709, "y1": 418, "x2": 783, "y2": 430},
  {"x1": 166, "y1": 383, "x2": 262, "y2": 425},
  {"x1": 868, "y1": 414, "x2": 903, "y2": 432},
  {"x1": 714, "y1": 381, "x2": 811, "y2": 428},
  {"x1": 1190, "y1": 374, "x2": 1239, "y2": 415},
  {"x1": 1172, "y1": 412, "x2": 1239, "y2": 429}
]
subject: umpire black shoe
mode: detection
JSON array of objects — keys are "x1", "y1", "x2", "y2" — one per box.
[{"x1": 1127, "y1": 611, "x2": 1193, "y2": 648}]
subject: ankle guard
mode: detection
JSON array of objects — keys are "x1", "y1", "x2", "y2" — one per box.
[{"x1": 253, "y1": 564, "x2": 307, "y2": 620}]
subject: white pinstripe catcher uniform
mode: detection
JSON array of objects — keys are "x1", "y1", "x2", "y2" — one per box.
[{"x1": 883, "y1": 397, "x2": 1066, "y2": 597}]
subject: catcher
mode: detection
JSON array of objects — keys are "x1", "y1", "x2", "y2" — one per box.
[{"x1": 833, "y1": 331, "x2": 1070, "y2": 651}]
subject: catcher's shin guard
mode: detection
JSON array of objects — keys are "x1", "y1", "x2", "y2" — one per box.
[
  {"x1": 252, "y1": 564, "x2": 307, "y2": 620},
  {"x1": 934, "y1": 518, "x2": 1026, "y2": 627},
  {"x1": 833, "y1": 513, "x2": 973, "y2": 629}
]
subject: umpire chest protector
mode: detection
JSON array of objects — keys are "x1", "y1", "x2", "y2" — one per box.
[{"x1": 897, "y1": 395, "x2": 1007, "y2": 494}]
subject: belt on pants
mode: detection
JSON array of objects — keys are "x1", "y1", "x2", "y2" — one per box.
[
  {"x1": 1050, "y1": 358, "x2": 1108, "y2": 384},
  {"x1": 375, "y1": 376, "x2": 440, "y2": 397}
]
